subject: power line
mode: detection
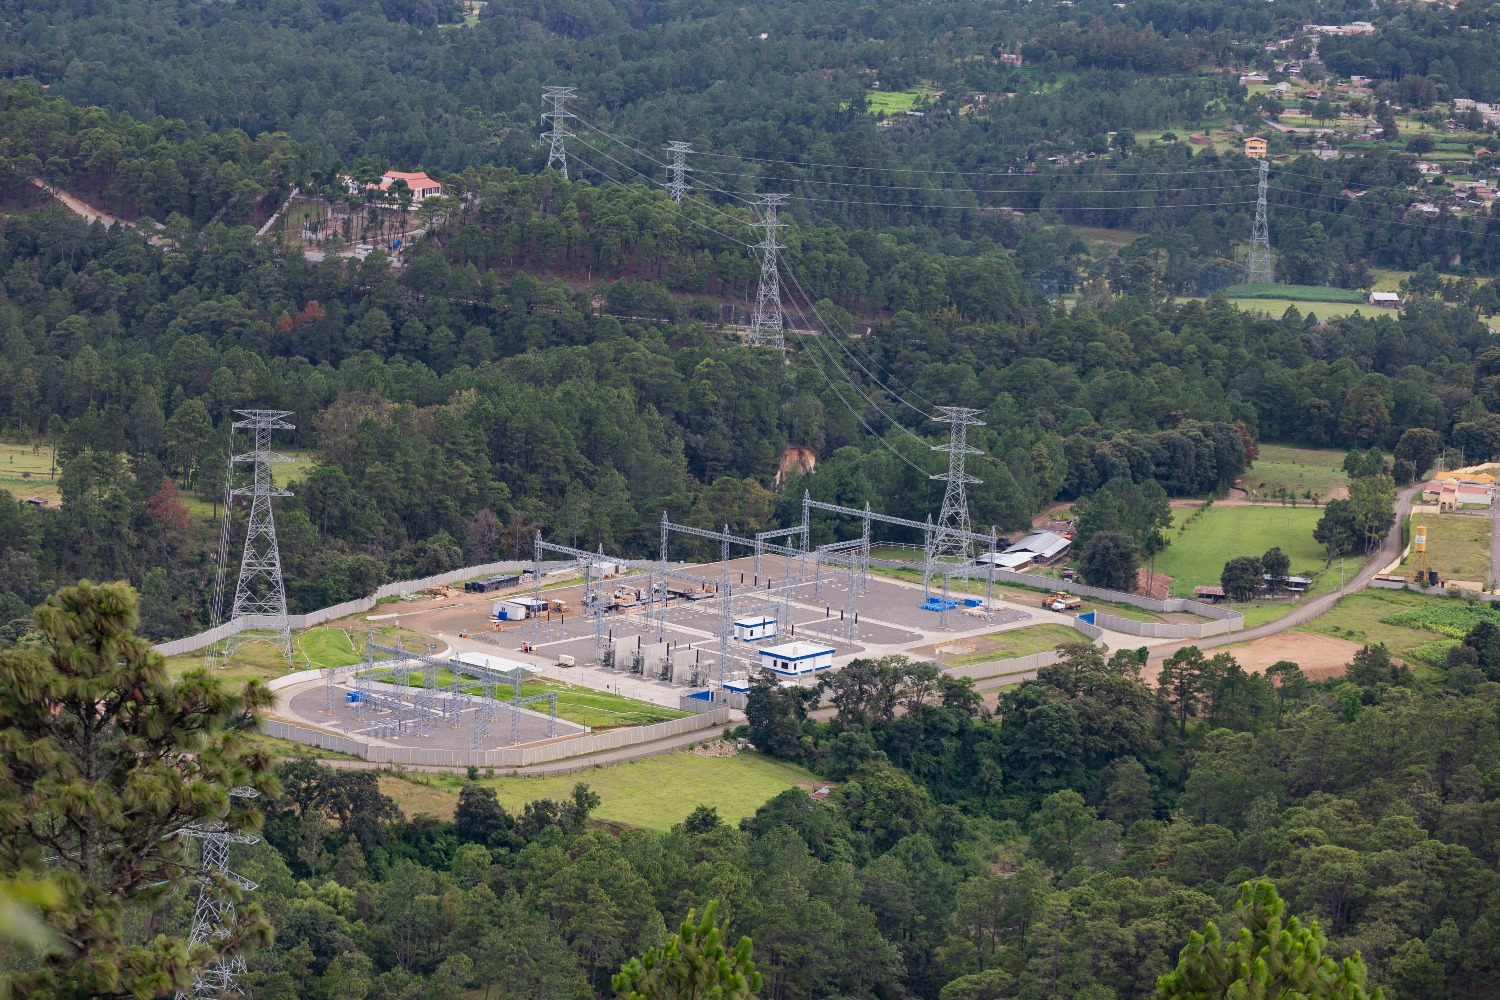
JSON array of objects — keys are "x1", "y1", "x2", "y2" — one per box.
[
  {"x1": 781, "y1": 264, "x2": 937, "y2": 416},
  {"x1": 691, "y1": 147, "x2": 1257, "y2": 176},
  {"x1": 778, "y1": 294, "x2": 934, "y2": 476},
  {"x1": 690, "y1": 164, "x2": 1259, "y2": 194},
  {"x1": 565, "y1": 139, "x2": 755, "y2": 247},
  {"x1": 568, "y1": 107, "x2": 669, "y2": 168},
  {"x1": 749, "y1": 193, "x2": 790, "y2": 349}
]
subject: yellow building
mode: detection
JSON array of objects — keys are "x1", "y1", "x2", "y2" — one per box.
[{"x1": 1244, "y1": 137, "x2": 1268, "y2": 159}]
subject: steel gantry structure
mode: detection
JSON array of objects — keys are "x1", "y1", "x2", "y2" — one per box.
[{"x1": 358, "y1": 635, "x2": 558, "y2": 749}]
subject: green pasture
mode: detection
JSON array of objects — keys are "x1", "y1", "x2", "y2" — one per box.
[
  {"x1": 1223, "y1": 298, "x2": 1371, "y2": 320},
  {"x1": 1302, "y1": 587, "x2": 1477, "y2": 667},
  {"x1": 1222, "y1": 283, "x2": 1366, "y2": 303},
  {"x1": 1155, "y1": 505, "x2": 1327, "y2": 591},
  {"x1": 385, "y1": 750, "x2": 822, "y2": 830},
  {"x1": 164, "y1": 622, "x2": 431, "y2": 683},
  {"x1": 1401, "y1": 513, "x2": 1491, "y2": 583},
  {"x1": 942, "y1": 624, "x2": 1083, "y2": 666},
  {"x1": 1239, "y1": 443, "x2": 1350, "y2": 500},
  {"x1": 0, "y1": 440, "x2": 60, "y2": 503}
]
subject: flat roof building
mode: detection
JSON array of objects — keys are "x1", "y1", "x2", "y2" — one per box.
[{"x1": 759, "y1": 642, "x2": 835, "y2": 676}]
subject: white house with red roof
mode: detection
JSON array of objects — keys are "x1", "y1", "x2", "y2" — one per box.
[{"x1": 343, "y1": 170, "x2": 444, "y2": 201}]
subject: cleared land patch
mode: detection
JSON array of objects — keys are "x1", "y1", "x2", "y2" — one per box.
[
  {"x1": 1155, "y1": 505, "x2": 1327, "y2": 591},
  {"x1": 1239, "y1": 443, "x2": 1350, "y2": 501},
  {"x1": 381, "y1": 750, "x2": 822, "y2": 830},
  {"x1": 1399, "y1": 513, "x2": 1490, "y2": 583},
  {"x1": 912, "y1": 624, "x2": 1082, "y2": 665},
  {"x1": 1301, "y1": 587, "x2": 1482, "y2": 668}
]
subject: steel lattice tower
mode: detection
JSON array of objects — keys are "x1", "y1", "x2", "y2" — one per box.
[
  {"x1": 929, "y1": 407, "x2": 985, "y2": 564},
  {"x1": 664, "y1": 141, "x2": 693, "y2": 204},
  {"x1": 222, "y1": 410, "x2": 294, "y2": 664},
  {"x1": 540, "y1": 86, "x2": 576, "y2": 180},
  {"x1": 748, "y1": 194, "x2": 790, "y2": 348},
  {"x1": 176, "y1": 788, "x2": 260, "y2": 1000},
  {"x1": 1246, "y1": 160, "x2": 1273, "y2": 284}
]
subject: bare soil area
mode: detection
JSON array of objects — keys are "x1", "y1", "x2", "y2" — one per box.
[{"x1": 1221, "y1": 631, "x2": 1365, "y2": 680}]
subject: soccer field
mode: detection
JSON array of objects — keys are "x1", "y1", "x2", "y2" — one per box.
[{"x1": 1154, "y1": 505, "x2": 1327, "y2": 590}]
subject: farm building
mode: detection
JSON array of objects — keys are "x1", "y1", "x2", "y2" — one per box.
[
  {"x1": 976, "y1": 550, "x2": 1040, "y2": 571},
  {"x1": 1368, "y1": 291, "x2": 1401, "y2": 307},
  {"x1": 1011, "y1": 530, "x2": 1072, "y2": 565},
  {"x1": 759, "y1": 641, "x2": 836, "y2": 676}
]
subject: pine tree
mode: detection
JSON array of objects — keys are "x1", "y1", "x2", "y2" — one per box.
[
  {"x1": 613, "y1": 900, "x2": 761, "y2": 1000},
  {"x1": 0, "y1": 581, "x2": 277, "y2": 998},
  {"x1": 1156, "y1": 880, "x2": 1383, "y2": 999}
]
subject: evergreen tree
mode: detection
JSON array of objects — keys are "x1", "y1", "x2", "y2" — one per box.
[
  {"x1": 0, "y1": 581, "x2": 276, "y2": 998},
  {"x1": 613, "y1": 900, "x2": 761, "y2": 1000},
  {"x1": 1157, "y1": 880, "x2": 1383, "y2": 999}
]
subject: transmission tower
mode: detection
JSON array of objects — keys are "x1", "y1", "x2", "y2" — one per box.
[
  {"x1": 1246, "y1": 160, "x2": 1273, "y2": 284},
  {"x1": 221, "y1": 410, "x2": 294, "y2": 664},
  {"x1": 175, "y1": 788, "x2": 260, "y2": 1000},
  {"x1": 929, "y1": 407, "x2": 985, "y2": 565},
  {"x1": 664, "y1": 141, "x2": 693, "y2": 204},
  {"x1": 540, "y1": 86, "x2": 576, "y2": 180},
  {"x1": 748, "y1": 193, "x2": 790, "y2": 349}
]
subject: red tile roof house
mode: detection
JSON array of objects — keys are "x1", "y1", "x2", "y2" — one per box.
[{"x1": 343, "y1": 171, "x2": 444, "y2": 201}]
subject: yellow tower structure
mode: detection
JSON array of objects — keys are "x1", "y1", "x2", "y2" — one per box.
[{"x1": 1408, "y1": 524, "x2": 1429, "y2": 584}]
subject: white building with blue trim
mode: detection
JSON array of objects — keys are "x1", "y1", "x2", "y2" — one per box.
[
  {"x1": 759, "y1": 641, "x2": 835, "y2": 676},
  {"x1": 734, "y1": 616, "x2": 778, "y2": 641}
]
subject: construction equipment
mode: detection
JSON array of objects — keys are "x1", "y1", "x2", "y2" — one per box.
[
  {"x1": 549, "y1": 598, "x2": 569, "y2": 613},
  {"x1": 557, "y1": 654, "x2": 576, "y2": 667},
  {"x1": 1041, "y1": 591, "x2": 1082, "y2": 613}
]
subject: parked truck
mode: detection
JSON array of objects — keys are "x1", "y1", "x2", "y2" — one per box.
[{"x1": 1041, "y1": 591, "x2": 1082, "y2": 613}]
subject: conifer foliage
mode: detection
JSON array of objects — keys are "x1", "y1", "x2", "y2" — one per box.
[
  {"x1": 0, "y1": 581, "x2": 276, "y2": 998},
  {"x1": 1157, "y1": 881, "x2": 1383, "y2": 1000}
]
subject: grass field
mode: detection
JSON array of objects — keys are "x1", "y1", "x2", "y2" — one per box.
[
  {"x1": 163, "y1": 621, "x2": 432, "y2": 683},
  {"x1": 0, "y1": 440, "x2": 59, "y2": 503},
  {"x1": 1302, "y1": 587, "x2": 1473, "y2": 667},
  {"x1": 380, "y1": 750, "x2": 821, "y2": 830},
  {"x1": 1223, "y1": 298, "x2": 1371, "y2": 319},
  {"x1": 1156, "y1": 505, "x2": 1327, "y2": 591},
  {"x1": 0, "y1": 440, "x2": 315, "y2": 514},
  {"x1": 1237, "y1": 603, "x2": 1296, "y2": 628},
  {"x1": 943, "y1": 624, "x2": 1083, "y2": 665},
  {"x1": 363, "y1": 666, "x2": 689, "y2": 727},
  {"x1": 864, "y1": 88, "x2": 939, "y2": 115},
  {"x1": 1240, "y1": 443, "x2": 1350, "y2": 500},
  {"x1": 1402, "y1": 513, "x2": 1491, "y2": 583},
  {"x1": 1223, "y1": 283, "x2": 1366, "y2": 303}
]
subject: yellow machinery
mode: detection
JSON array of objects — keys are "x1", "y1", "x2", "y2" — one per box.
[{"x1": 1407, "y1": 523, "x2": 1429, "y2": 584}]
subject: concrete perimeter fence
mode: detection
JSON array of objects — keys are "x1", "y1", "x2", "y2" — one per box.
[
  {"x1": 1370, "y1": 579, "x2": 1500, "y2": 602},
  {"x1": 153, "y1": 559, "x2": 575, "y2": 657},
  {"x1": 954, "y1": 566, "x2": 1245, "y2": 639},
  {"x1": 261, "y1": 708, "x2": 735, "y2": 769}
]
